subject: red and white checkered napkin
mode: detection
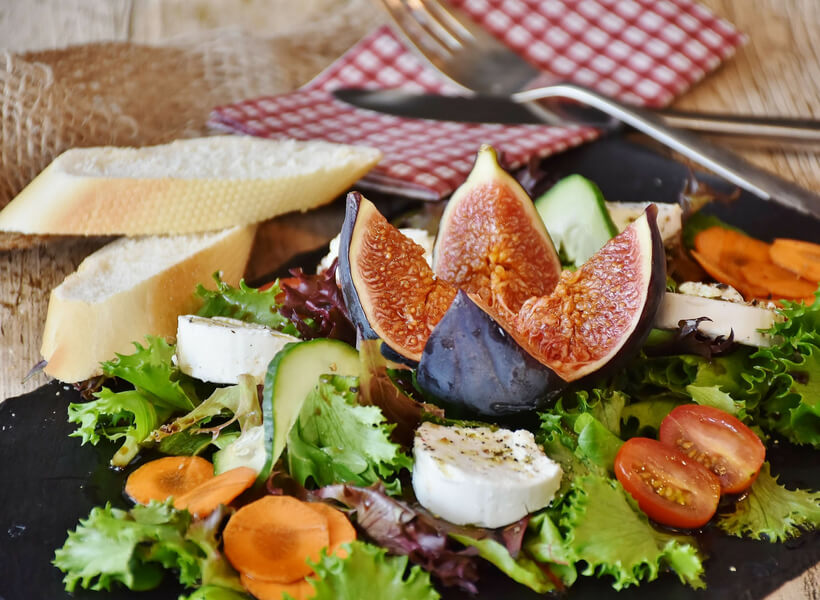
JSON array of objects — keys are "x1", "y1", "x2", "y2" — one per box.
[{"x1": 209, "y1": 0, "x2": 745, "y2": 200}]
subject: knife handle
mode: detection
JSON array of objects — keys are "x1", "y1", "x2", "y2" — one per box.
[
  {"x1": 515, "y1": 83, "x2": 820, "y2": 220},
  {"x1": 658, "y1": 109, "x2": 820, "y2": 145}
]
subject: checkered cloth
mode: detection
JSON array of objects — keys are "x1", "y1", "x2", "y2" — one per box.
[{"x1": 210, "y1": 0, "x2": 745, "y2": 200}]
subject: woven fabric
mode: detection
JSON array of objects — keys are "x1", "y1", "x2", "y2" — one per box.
[
  {"x1": 0, "y1": 0, "x2": 382, "y2": 249},
  {"x1": 210, "y1": 0, "x2": 745, "y2": 200}
]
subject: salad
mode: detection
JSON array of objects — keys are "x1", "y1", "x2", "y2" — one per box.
[{"x1": 52, "y1": 148, "x2": 820, "y2": 600}]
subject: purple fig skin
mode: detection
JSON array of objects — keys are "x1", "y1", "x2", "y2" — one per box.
[
  {"x1": 337, "y1": 191, "x2": 381, "y2": 343},
  {"x1": 337, "y1": 191, "x2": 421, "y2": 366},
  {"x1": 417, "y1": 290, "x2": 563, "y2": 419}
]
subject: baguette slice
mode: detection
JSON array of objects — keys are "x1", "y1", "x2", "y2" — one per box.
[
  {"x1": 0, "y1": 137, "x2": 381, "y2": 235},
  {"x1": 41, "y1": 225, "x2": 256, "y2": 383}
]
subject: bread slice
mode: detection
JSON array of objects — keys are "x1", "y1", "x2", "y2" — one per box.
[
  {"x1": 40, "y1": 225, "x2": 256, "y2": 383},
  {"x1": 0, "y1": 137, "x2": 381, "y2": 235}
]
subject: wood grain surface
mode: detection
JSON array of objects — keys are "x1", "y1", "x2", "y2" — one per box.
[{"x1": 0, "y1": 1, "x2": 817, "y2": 598}]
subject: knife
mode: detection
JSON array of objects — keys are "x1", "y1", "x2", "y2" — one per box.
[{"x1": 332, "y1": 88, "x2": 820, "y2": 146}]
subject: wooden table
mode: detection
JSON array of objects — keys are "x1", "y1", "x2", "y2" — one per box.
[{"x1": 0, "y1": 0, "x2": 817, "y2": 597}]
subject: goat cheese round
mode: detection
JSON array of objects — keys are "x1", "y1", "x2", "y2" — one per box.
[
  {"x1": 412, "y1": 422, "x2": 562, "y2": 528},
  {"x1": 174, "y1": 315, "x2": 298, "y2": 384}
]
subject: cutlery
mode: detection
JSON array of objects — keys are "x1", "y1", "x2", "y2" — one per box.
[
  {"x1": 375, "y1": 0, "x2": 820, "y2": 219},
  {"x1": 333, "y1": 88, "x2": 820, "y2": 146}
]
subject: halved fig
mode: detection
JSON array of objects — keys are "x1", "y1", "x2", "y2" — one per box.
[
  {"x1": 434, "y1": 145, "x2": 562, "y2": 318},
  {"x1": 417, "y1": 290, "x2": 562, "y2": 418},
  {"x1": 512, "y1": 205, "x2": 666, "y2": 381},
  {"x1": 337, "y1": 192, "x2": 456, "y2": 362}
]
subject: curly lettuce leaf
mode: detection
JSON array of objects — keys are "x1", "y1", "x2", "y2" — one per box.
[
  {"x1": 753, "y1": 340, "x2": 820, "y2": 447},
  {"x1": 685, "y1": 385, "x2": 748, "y2": 420},
  {"x1": 287, "y1": 375, "x2": 412, "y2": 492},
  {"x1": 717, "y1": 462, "x2": 820, "y2": 541},
  {"x1": 538, "y1": 389, "x2": 625, "y2": 475},
  {"x1": 53, "y1": 500, "x2": 223, "y2": 593},
  {"x1": 101, "y1": 336, "x2": 197, "y2": 412},
  {"x1": 451, "y1": 512, "x2": 577, "y2": 594},
  {"x1": 69, "y1": 336, "x2": 203, "y2": 466},
  {"x1": 450, "y1": 533, "x2": 558, "y2": 593},
  {"x1": 276, "y1": 262, "x2": 356, "y2": 344},
  {"x1": 196, "y1": 273, "x2": 298, "y2": 335},
  {"x1": 68, "y1": 388, "x2": 169, "y2": 466},
  {"x1": 308, "y1": 541, "x2": 440, "y2": 600},
  {"x1": 560, "y1": 474, "x2": 705, "y2": 590}
]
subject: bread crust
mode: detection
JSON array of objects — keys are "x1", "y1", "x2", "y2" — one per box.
[
  {"x1": 0, "y1": 138, "x2": 381, "y2": 235},
  {"x1": 40, "y1": 225, "x2": 256, "y2": 382}
]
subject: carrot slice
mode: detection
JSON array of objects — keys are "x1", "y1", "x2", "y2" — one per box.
[
  {"x1": 770, "y1": 238, "x2": 820, "y2": 282},
  {"x1": 223, "y1": 495, "x2": 329, "y2": 583},
  {"x1": 690, "y1": 249, "x2": 769, "y2": 299},
  {"x1": 694, "y1": 226, "x2": 771, "y2": 263},
  {"x1": 739, "y1": 260, "x2": 818, "y2": 299},
  {"x1": 240, "y1": 573, "x2": 315, "y2": 600},
  {"x1": 124, "y1": 456, "x2": 213, "y2": 505},
  {"x1": 308, "y1": 503, "x2": 356, "y2": 559},
  {"x1": 174, "y1": 466, "x2": 257, "y2": 518}
]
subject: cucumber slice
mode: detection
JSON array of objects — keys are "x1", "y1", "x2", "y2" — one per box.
[
  {"x1": 261, "y1": 338, "x2": 360, "y2": 479},
  {"x1": 534, "y1": 174, "x2": 617, "y2": 267}
]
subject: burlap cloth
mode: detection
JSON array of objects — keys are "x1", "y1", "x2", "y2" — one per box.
[{"x1": 0, "y1": 0, "x2": 382, "y2": 250}]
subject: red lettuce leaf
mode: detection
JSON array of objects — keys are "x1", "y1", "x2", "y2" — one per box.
[
  {"x1": 312, "y1": 483, "x2": 481, "y2": 593},
  {"x1": 277, "y1": 260, "x2": 356, "y2": 345}
]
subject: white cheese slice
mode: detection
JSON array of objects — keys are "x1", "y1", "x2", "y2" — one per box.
[
  {"x1": 175, "y1": 315, "x2": 299, "y2": 384},
  {"x1": 677, "y1": 281, "x2": 745, "y2": 304},
  {"x1": 412, "y1": 422, "x2": 562, "y2": 528},
  {"x1": 319, "y1": 227, "x2": 434, "y2": 273},
  {"x1": 606, "y1": 201, "x2": 682, "y2": 246},
  {"x1": 655, "y1": 292, "x2": 779, "y2": 347}
]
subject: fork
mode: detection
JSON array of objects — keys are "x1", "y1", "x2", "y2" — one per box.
[{"x1": 376, "y1": 0, "x2": 820, "y2": 219}]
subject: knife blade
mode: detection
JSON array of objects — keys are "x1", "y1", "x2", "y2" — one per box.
[
  {"x1": 333, "y1": 88, "x2": 549, "y2": 125},
  {"x1": 332, "y1": 88, "x2": 820, "y2": 146}
]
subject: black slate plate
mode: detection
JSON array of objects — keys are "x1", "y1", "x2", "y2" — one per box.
[{"x1": 1, "y1": 137, "x2": 818, "y2": 600}]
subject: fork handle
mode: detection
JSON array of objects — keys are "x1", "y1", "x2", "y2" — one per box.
[{"x1": 514, "y1": 84, "x2": 820, "y2": 220}]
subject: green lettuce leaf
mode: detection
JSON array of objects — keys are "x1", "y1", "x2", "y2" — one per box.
[
  {"x1": 573, "y1": 413, "x2": 623, "y2": 472},
  {"x1": 69, "y1": 336, "x2": 202, "y2": 466},
  {"x1": 53, "y1": 500, "x2": 237, "y2": 593},
  {"x1": 717, "y1": 462, "x2": 820, "y2": 541},
  {"x1": 68, "y1": 388, "x2": 170, "y2": 467},
  {"x1": 308, "y1": 541, "x2": 440, "y2": 600},
  {"x1": 451, "y1": 511, "x2": 577, "y2": 594},
  {"x1": 560, "y1": 474, "x2": 705, "y2": 590},
  {"x1": 538, "y1": 389, "x2": 625, "y2": 475},
  {"x1": 287, "y1": 375, "x2": 412, "y2": 492},
  {"x1": 685, "y1": 385, "x2": 748, "y2": 420},
  {"x1": 449, "y1": 534, "x2": 558, "y2": 593},
  {"x1": 620, "y1": 397, "x2": 680, "y2": 436},
  {"x1": 523, "y1": 512, "x2": 578, "y2": 586},
  {"x1": 179, "y1": 586, "x2": 251, "y2": 600},
  {"x1": 102, "y1": 336, "x2": 197, "y2": 412},
  {"x1": 196, "y1": 273, "x2": 298, "y2": 335}
]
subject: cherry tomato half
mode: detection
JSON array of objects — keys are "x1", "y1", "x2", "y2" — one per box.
[
  {"x1": 614, "y1": 437, "x2": 721, "y2": 529},
  {"x1": 659, "y1": 404, "x2": 765, "y2": 494}
]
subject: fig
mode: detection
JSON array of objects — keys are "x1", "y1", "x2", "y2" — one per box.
[
  {"x1": 337, "y1": 192, "x2": 456, "y2": 362},
  {"x1": 417, "y1": 290, "x2": 562, "y2": 418},
  {"x1": 337, "y1": 147, "x2": 665, "y2": 418},
  {"x1": 512, "y1": 205, "x2": 666, "y2": 381},
  {"x1": 434, "y1": 145, "x2": 562, "y2": 319}
]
